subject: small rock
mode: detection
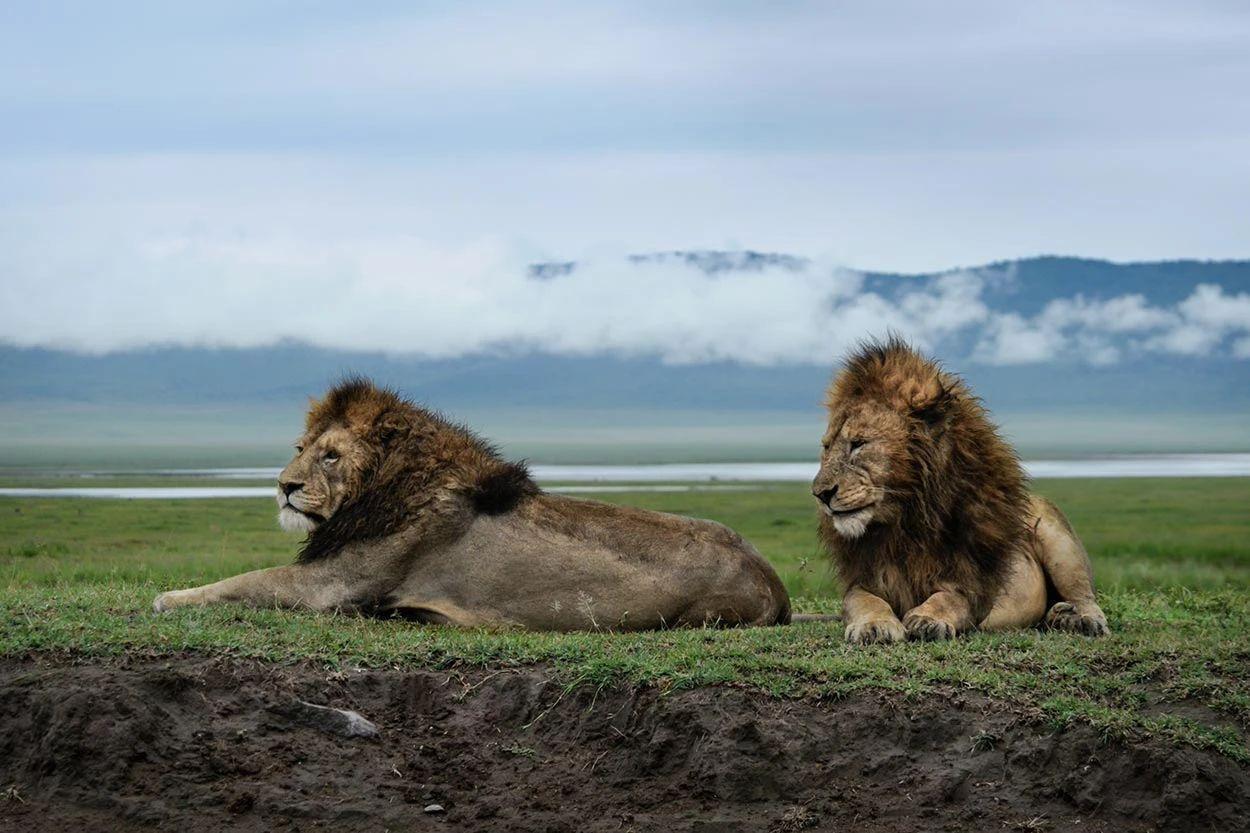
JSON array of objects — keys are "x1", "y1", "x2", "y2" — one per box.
[
  {"x1": 275, "y1": 700, "x2": 380, "y2": 738},
  {"x1": 424, "y1": 803, "x2": 445, "y2": 814}
]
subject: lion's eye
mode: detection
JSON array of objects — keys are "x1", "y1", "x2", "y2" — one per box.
[
  {"x1": 849, "y1": 438, "x2": 868, "y2": 453},
  {"x1": 322, "y1": 453, "x2": 339, "y2": 465},
  {"x1": 294, "y1": 444, "x2": 304, "y2": 453}
]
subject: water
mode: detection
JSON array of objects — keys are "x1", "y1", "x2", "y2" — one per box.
[{"x1": 2, "y1": 454, "x2": 1248, "y2": 499}]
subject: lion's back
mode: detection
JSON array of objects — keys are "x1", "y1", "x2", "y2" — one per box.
[{"x1": 519, "y1": 492, "x2": 750, "y2": 562}]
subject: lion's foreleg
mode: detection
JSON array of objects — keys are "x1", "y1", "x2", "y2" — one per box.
[
  {"x1": 842, "y1": 586, "x2": 905, "y2": 645},
  {"x1": 902, "y1": 590, "x2": 974, "y2": 641},
  {"x1": 153, "y1": 563, "x2": 370, "y2": 614}
]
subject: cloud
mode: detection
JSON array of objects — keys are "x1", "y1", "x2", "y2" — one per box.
[
  {"x1": 2, "y1": 5, "x2": 1250, "y2": 272},
  {"x1": 975, "y1": 284, "x2": 1250, "y2": 365},
  {"x1": 3, "y1": 224, "x2": 1247, "y2": 366},
  {"x1": 1144, "y1": 283, "x2": 1250, "y2": 357},
  {"x1": 0, "y1": 226, "x2": 987, "y2": 364},
  {"x1": 974, "y1": 313, "x2": 1069, "y2": 366},
  {"x1": 1039, "y1": 294, "x2": 1177, "y2": 333}
]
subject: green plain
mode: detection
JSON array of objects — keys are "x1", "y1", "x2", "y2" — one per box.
[{"x1": 2, "y1": 477, "x2": 1248, "y2": 761}]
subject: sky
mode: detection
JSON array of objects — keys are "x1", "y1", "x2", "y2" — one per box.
[{"x1": 2, "y1": 1, "x2": 1249, "y2": 362}]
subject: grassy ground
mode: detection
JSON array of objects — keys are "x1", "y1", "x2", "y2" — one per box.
[{"x1": 2, "y1": 478, "x2": 1249, "y2": 761}]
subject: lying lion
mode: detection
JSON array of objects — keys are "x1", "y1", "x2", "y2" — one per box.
[
  {"x1": 813, "y1": 339, "x2": 1110, "y2": 644},
  {"x1": 154, "y1": 378, "x2": 791, "y2": 630}
]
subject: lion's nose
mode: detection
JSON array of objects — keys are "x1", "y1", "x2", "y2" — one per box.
[
  {"x1": 281, "y1": 481, "x2": 303, "y2": 497},
  {"x1": 813, "y1": 484, "x2": 839, "y2": 505}
]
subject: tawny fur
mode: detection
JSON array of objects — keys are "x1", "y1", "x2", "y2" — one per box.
[
  {"x1": 153, "y1": 377, "x2": 791, "y2": 631},
  {"x1": 817, "y1": 338, "x2": 1031, "y2": 623},
  {"x1": 814, "y1": 338, "x2": 1109, "y2": 643},
  {"x1": 296, "y1": 376, "x2": 535, "y2": 563}
]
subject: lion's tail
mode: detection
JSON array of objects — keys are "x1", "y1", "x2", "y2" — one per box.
[{"x1": 789, "y1": 612, "x2": 842, "y2": 624}]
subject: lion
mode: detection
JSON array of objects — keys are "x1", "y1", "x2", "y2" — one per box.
[
  {"x1": 812, "y1": 339, "x2": 1109, "y2": 644},
  {"x1": 153, "y1": 377, "x2": 791, "y2": 631}
]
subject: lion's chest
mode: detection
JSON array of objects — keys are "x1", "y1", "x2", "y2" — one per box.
[{"x1": 871, "y1": 554, "x2": 948, "y2": 616}]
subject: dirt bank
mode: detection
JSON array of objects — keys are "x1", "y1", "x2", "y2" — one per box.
[{"x1": 0, "y1": 654, "x2": 1245, "y2": 832}]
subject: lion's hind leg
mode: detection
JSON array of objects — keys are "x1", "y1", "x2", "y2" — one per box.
[
  {"x1": 1031, "y1": 496, "x2": 1110, "y2": 637},
  {"x1": 977, "y1": 547, "x2": 1047, "y2": 632}
]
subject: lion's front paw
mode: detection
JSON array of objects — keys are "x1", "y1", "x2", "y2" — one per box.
[
  {"x1": 903, "y1": 612, "x2": 957, "y2": 641},
  {"x1": 1045, "y1": 601, "x2": 1109, "y2": 637},
  {"x1": 153, "y1": 589, "x2": 196, "y2": 613},
  {"x1": 845, "y1": 617, "x2": 905, "y2": 645}
]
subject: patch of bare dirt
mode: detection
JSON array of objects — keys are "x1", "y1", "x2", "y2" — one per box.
[{"x1": 0, "y1": 654, "x2": 1246, "y2": 832}]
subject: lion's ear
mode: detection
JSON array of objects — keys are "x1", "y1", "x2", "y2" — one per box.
[
  {"x1": 899, "y1": 376, "x2": 956, "y2": 427},
  {"x1": 374, "y1": 412, "x2": 409, "y2": 447},
  {"x1": 474, "y1": 461, "x2": 537, "y2": 515}
]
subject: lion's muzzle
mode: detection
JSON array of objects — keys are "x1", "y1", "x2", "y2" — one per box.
[{"x1": 277, "y1": 487, "x2": 325, "y2": 533}]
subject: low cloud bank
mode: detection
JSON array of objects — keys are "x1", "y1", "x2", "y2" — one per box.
[
  {"x1": 973, "y1": 282, "x2": 1250, "y2": 365},
  {"x1": 2, "y1": 232, "x2": 1247, "y2": 366}
]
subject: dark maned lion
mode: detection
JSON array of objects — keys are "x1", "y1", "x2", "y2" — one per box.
[
  {"x1": 154, "y1": 378, "x2": 791, "y2": 631},
  {"x1": 813, "y1": 339, "x2": 1109, "y2": 644}
]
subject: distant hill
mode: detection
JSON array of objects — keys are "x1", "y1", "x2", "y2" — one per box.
[
  {"x1": 861, "y1": 255, "x2": 1250, "y2": 314},
  {"x1": 2, "y1": 255, "x2": 1248, "y2": 413}
]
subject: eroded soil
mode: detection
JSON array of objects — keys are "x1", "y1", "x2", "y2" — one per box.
[{"x1": 1, "y1": 654, "x2": 1246, "y2": 832}]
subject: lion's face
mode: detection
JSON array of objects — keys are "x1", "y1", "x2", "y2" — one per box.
[
  {"x1": 811, "y1": 402, "x2": 911, "y2": 538},
  {"x1": 276, "y1": 425, "x2": 370, "y2": 532}
]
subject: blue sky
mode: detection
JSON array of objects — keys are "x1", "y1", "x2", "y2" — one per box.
[{"x1": 2, "y1": 1, "x2": 1249, "y2": 359}]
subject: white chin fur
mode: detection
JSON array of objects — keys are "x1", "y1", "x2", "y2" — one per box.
[
  {"x1": 279, "y1": 506, "x2": 318, "y2": 533},
  {"x1": 828, "y1": 508, "x2": 872, "y2": 539}
]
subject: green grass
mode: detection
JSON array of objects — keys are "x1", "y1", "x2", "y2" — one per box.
[{"x1": 2, "y1": 478, "x2": 1249, "y2": 761}]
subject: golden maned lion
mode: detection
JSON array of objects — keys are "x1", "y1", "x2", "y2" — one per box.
[
  {"x1": 813, "y1": 339, "x2": 1109, "y2": 644},
  {"x1": 154, "y1": 378, "x2": 791, "y2": 630}
]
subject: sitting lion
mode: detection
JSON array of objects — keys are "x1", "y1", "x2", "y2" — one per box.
[
  {"x1": 812, "y1": 339, "x2": 1109, "y2": 643},
  {"x1": 154, "y1": 377, "x2": 791, "y2": 631}
]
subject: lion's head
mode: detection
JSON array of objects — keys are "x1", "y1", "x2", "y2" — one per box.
[
  {"x1": 815, "y1": 339, "x2": 1030, "y2": 618},
  {"x1": 277, "y1": 422, "x2": 371, "y2": 533},
  {"x1": 276, "y1": 377, "x2": 537, "y2": 562},
  {"x1": 812, "y1": 339, "x2": 960, "y2": 540}
]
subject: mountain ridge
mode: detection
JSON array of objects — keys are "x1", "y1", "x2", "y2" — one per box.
[{"x1": 3, "y1": 254, "x2": 1248, "y2": 413}]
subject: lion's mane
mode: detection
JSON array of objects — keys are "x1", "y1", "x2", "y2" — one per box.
[
  {"x1": 820, "y1": 339, "x2": 1032, "y2": 620},
  {"x1": 296, "y1": 377, "x2": 537, "y2": 563}
]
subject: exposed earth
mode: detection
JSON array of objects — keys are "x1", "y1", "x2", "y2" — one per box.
[{"x1": 1, "y1": 655, "x2": 1246, "y2": 832}]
